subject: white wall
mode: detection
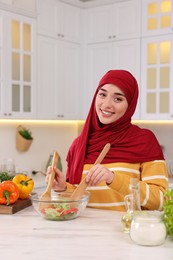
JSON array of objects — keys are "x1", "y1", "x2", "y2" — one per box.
[{"x1": 0, "y1": 120, "x2": 78, "y2": 188}]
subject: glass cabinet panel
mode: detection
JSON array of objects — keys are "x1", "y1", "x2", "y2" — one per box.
[
  {"x1": 161, "y1": 15, "x2": 171, "y2": 28},
  {"x1": 160, "y1": 67, "x2": 169, "y2": 88},
  {"x1": 147, "y1": 93, "x2": 156, "y2": 113},
  {"x1": 148, "y1": 43, "x2": 157, "y2": 64},
  {"x1": 148, "y1": 3, "x2": 158, "y2": 30},
  {"x1": 148, "y1": 0, "x2": 172, "y2": 30},
  {"x1": 0, "y1": 13, "x2": 35, "y2": 118},
  {"x1": 160, "y1": 92, "x2": 169, "y2": 112},
  {"x1": 23, "y1": 54, "x2": 31, "y2": 81},
  {"x1": 23, "y1": 85, "x2": 31, "y2": 112},
  {"x1": 12, "y1": 20, "x2": 20, "y2": 49},
  {"x1": 147, "y1": 68, "x2": 157, "y2": 89},
  {"x1": 11, "y1": 19, "x2": 32, "y2": 114},
  {"x1": 161, "y1": 0, "x2": 171, "y2": 12},
  {"x1": 160, "y1": 41, "x2": 170, "y2": 63},
  {"x1": 12, "y1": 84, "x2": 20, "y2": 112},
  {"x1": 141, "y1": 34, "x2": 173, "y2": 119},
  {"x1": 148, "y1": 2, "x2": 158, "y2": 14},
  {"x1": 23, "y1": 23, "x2": 31, "y2": 51},
  {"x1": 12, "y1": 53, "x2": 20, "y2": 80},
  {"x1": 142, "y1": 0, "x2": 172, "y2": 36},
  {"x1": 146, "y1": 39, "x2": 171, "y2": 114},
  {"x1": 0, "y1": 17, "x2": 2, "y2": 114}
]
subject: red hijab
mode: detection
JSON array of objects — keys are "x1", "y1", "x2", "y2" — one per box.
[{"x1": 66, "y1": 70, "x2": 164, "y2": 184}]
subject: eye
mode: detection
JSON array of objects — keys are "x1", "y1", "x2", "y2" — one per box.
[
  {"x1": 114, "y1": 96, "x2": 123, "y2": 103},
  {"x1": 98, "y1": 92, "x2": 106, "y2": 98}
]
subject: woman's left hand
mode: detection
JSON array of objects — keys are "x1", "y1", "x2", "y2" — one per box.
[{"x1": 85, "y1": 164, "x2": 114, "y2": 186}]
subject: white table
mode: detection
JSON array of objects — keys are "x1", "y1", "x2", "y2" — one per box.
[{"x1": 0, "y1": 205, "x2": 173, "y2": 260}]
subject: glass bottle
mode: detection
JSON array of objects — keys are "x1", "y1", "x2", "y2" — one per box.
[{"x1": 121, "y1": 178, "x2": 141, "y2": 233}]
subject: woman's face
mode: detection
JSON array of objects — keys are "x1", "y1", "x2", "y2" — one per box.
[{"x1": 95, "y1": 84, "x2": 128, "y2": 125}]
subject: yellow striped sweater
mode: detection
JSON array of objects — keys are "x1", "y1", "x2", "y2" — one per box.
[{"x1": 67, "y1": 160, "x2": 168, "y2": 211}]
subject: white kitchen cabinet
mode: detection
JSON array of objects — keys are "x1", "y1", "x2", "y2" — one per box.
[
  {"x1": 141, "y1": 34, "x2": 173, "y2": 120},
  {"x1": 37, "y1": 0, "x2": 81, "y2": 43},
  {"x1": 83, "y1": 38, "x2": 141, "y2": 119},
  {"x1": 37, "y1": 35, "x2": 80, "y2": 119},
  {"x1": 86, "y1": 0, "x2": 141, "y2": 44},
  {"x1": 0, "y1": 10, "x2": 36, "y2": 119},
  {"x1": 142, "y1": 0, "x2": 173, "y2": 37},
  {"x1": 0, "y1": 15, "x2": 2, "y2": 115}
]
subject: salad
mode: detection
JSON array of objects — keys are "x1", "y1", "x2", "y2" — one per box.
[{"x1": 40, "y1": 202, "x2": 79, "y2": 221}]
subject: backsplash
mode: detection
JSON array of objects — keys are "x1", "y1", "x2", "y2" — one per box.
[{"x1": 0, "y1": 120, "x2": 173, "y2": 188}]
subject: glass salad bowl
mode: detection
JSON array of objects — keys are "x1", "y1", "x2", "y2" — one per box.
[{"x1": 31, "y1": 190, "x2": 90, "y2": 221}]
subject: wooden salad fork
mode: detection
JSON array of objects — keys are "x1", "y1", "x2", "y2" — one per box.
[{"x1": 38, "y1": 151, "x2": 59, "y2": 210}]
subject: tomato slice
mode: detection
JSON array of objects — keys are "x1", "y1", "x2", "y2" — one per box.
[
  {"x1": 41, "y1": 208, "x2": 46, "y2": 214},
  {"x1": 61, "y1": 208, "x2": 78, "y2": 216}
]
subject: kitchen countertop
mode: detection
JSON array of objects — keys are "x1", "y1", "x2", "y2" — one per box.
[{"x1": 0, "y1": 205, "x2": 173, "y2": 260}]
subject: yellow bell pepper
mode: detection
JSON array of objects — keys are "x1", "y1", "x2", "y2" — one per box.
[{"x1": 12, "y1": 174, "x2": 34, "y2": 199}]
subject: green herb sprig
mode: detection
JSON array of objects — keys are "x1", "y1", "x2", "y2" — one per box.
[
  {"x1": 18, "y1": 126, "x2": 33, "y2": 140},
  {"x1": 0, "y1": 172, "x2": 13, "y2": 182}
]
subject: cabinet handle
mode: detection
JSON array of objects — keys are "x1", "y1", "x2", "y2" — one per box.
[
  {"x1": 4, "y1": 112, "x2": 12, "y2": 116},
  {"x1": 61, "y1": 34, "x2": 64, "y2": 38},
  {"x1": 57, "y1": 33, "x2": 61, "y2": 37},
  {"x1": 113, "y1": 35, "x2": 116, "y2": 38},
  {"x1": 108, "y1": 36, "x2": 112, "y2": 39},
  {"x1": 57, "y1": 114, "x2": 64, "y2": 118}
]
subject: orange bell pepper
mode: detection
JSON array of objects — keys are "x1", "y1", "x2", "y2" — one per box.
[
  {"x1": 13, "y1": 174, "x2": 34, "y2": 199},
  {"x1": 0, "y1": 181, "x2": 19, "y2": 205}
]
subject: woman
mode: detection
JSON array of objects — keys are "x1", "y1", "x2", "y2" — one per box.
[{"x1": 47, "y1": 70, "x2": 168, "y2": 211}]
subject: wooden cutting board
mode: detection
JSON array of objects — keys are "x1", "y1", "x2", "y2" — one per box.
[{"x1": 0, "y1": 198, "x2": 32, "y2": 214}]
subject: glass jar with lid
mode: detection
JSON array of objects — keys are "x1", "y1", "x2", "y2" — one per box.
[{"x1": 130, "y1": 210, "x2": 167, "y2": 246}]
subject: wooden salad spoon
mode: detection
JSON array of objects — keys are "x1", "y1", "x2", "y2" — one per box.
[
  {"x1": 38, "y1": 151, "x2": 59, "y2": 210},
  {"x1": 70, "y1": 143, "x2": 111, "y2": 200}
]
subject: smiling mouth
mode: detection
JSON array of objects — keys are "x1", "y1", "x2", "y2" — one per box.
[{"x1": 101, "y1": 109, "x2": 115, "y2": 115}]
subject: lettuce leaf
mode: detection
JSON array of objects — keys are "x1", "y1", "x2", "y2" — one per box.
[{"x1": 163, "y1": 189, "x2": 173, "y2": 236}]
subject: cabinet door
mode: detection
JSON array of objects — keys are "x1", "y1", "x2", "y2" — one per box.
[
  {"x1": 37, "y1": 0, "x2": 81, "y2": 43},
  {"x1": 56, "y1": 1, "x2": 81, "y2": 43},
  {"x1": 84, "y1": 39, "x2": 141, "y2": 120},
  {"x1": 142, "y1": 0, "x2": 173, "y2": 37},
  {"x1": 115, "y1": 0, "x2": 141, "y2": 40},
  {"x1": 56, "y1": 41, "x2": 80, "y2": 119},
  {"x1": 0, "y1": 15, "x2": 3, "y2": 117},
  {"x1": 112, "y1": 39, "x2": 141, "y2": 119},
  {"x1": 37, "y1": 36, "x2": 80, "y2": 120},
  {"x1": 37, "y1": 0, "x2": 57, "y2": 37},
  {"x1": 141, "y1": 35, "x2": 173, "y2": 120},
  {"x1": 1, "y1": 12, "x2": 36, "y2": 119},
  {"x1": 83, "y1": 42, "x2": 112, "y2": 118},
  {"x1": 86, "y1": 5, "x2": 113, "y2": 43},
  {"x1": 37, "y1": 36, "x2": 57, "y2": 119},
  {"x1": 86, "y1": 0, "x2": 140, "y2": 44}
]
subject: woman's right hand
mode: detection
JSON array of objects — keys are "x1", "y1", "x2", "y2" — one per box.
[{"x1": 45, "y1": 166, "x2": 66, "y2": 191}]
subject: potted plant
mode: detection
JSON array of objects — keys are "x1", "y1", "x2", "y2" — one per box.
[{"x1": 16, "y1": 125, "x2": 33, "y2": 152}]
